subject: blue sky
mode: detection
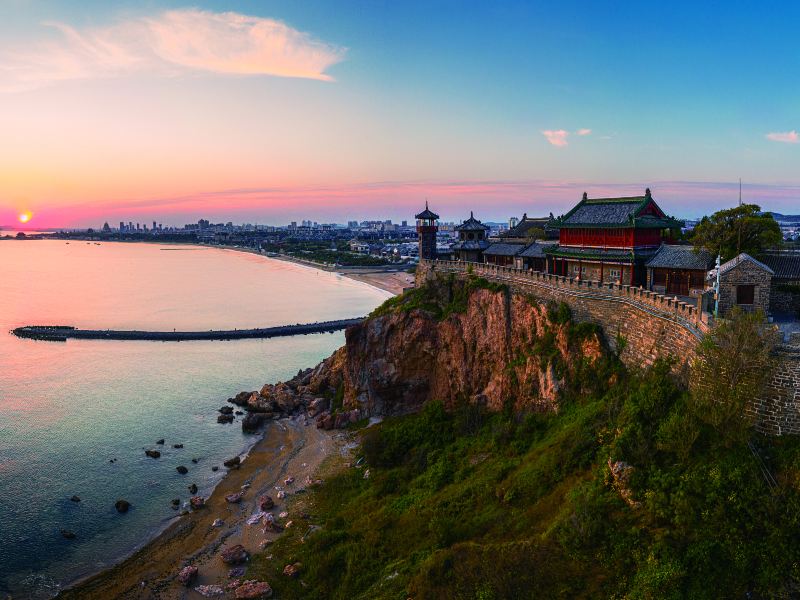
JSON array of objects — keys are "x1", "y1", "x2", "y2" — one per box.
[{"x1": 0, "y1": 1, "x2": 797, "y2": 225}]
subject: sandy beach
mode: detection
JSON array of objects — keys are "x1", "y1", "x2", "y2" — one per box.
[
  {"x1": 58, "y1": 418, "x2": 346, "y2": 599},
  {"x1": 213, "y1": 245, "x2": 412, "y2": 296}
]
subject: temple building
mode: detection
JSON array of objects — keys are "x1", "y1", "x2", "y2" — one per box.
[
  {"x1": 544, "y1": 189, "x2": 683, "y2": 286},
  {"x1": 415, "y1": 202, "x2": 439, "y2": 260},
  {"x1": 497, "y1": 213, "x2": 559, "y2": 242},
  {"x1": 645, "y1": 244, "x2": 715, "y2": 297},
  {"x1": 452, "y1": 212, "x2": 490, "y2": 262}
]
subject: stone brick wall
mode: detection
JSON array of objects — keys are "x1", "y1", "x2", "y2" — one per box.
[
  {"x1": 749, "y1": 345, "x2": 800, "y2": 435},
  {"x1": 770, "y1": 281, "x2": 800, "y2": 317},
  {"x1": 418, "y1": 260, "x2": 707, "y2": 374},
  {"x1": 417, "y1": 259, "x2": 800, "y2": 436},
  {"x1": 717, "y1": 259, "x2": 772, "y2": 316}
]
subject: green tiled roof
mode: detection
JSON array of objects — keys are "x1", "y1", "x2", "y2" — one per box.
[{"x1": 554, "y1": 189, "x2": 684, "y2": 229}]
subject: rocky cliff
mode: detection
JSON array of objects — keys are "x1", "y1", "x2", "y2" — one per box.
[
  {"x1": 232, "y1": 275, "x2": 611, "y2": 429},
  {"x1": 338, "y1": 283, "x2": 606, "y2": 417}
]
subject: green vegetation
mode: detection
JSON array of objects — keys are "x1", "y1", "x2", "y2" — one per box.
[
  {"x1": 262, "y1": 239, "x2": 390, "y2": 266},
  {"x1": 248, "y1": 308, "x2": 800, "y2": 599},
  {"x1": 690, "y1": 204, "x2": 782, "y2": 261},
  {"x1": 370, "y1": 274, "x2": 507, "y2": 320}
]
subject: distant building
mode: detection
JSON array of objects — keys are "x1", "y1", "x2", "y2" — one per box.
[
  {"x1": 545, "y1": 189, "x2": 683, "y2": 286},
  {"x1": 452, "y1": 212, "x2": 490, "y2": 263}
]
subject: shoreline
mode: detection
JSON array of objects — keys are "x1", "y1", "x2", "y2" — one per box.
[
  {"x1": 213, "y1": 244, "x2": 413, "y2": 296},
  {"x1": 2, "y1": 236, "x2": 414, "y2": 296},
  {"x1": 58, "y1": 416, "x2": 344, "y2": 598}
]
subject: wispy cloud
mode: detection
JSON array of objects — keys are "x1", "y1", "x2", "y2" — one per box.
[
  {"x1": 576, "y1": 128, "x2": 592, "y2": 136},
  {"x1": 542, "y1": 129, "x2": 569, "y2": 147},
  {"x1": 0, "y1": 9, "x2": 346, "y2": 92},
  {"x1": 766, "y1": 131, "x2": 798, "y2": 144}
]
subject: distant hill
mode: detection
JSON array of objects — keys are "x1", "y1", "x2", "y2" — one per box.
[{"x1": 766, "y1": 213, "x2": 800, "y2": 224}]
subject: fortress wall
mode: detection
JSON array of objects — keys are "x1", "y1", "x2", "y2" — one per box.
[{"x1": 417, "y1": 259, "x2": 800, "y2": 435}]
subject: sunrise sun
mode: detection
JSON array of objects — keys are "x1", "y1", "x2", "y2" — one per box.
[{"x1": 18, "y1": 211, "x2": 32, "y2": 224}]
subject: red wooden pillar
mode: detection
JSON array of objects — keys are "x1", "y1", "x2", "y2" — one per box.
[
  {"x1": 630, "y1": 263, "x2": 634, "y2": 285},
  {"x1": 600, "y1": 261, "x2": 604, "y2": 283}
]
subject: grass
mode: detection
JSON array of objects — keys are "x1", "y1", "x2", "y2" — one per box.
[{"x1": 247, "y1": 282, "x2": 800, "y2": 599}]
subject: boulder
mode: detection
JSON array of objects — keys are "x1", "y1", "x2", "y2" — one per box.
[
  {"x1": 115, "y1": 499, "x2": 130, "y2": 513},
  {"x1": 171, "y1": 498, "x2": 180, "y2": 506},
  {"x1": 258, "y1": 495, "x2": 274, "y2": 511},
  {"x1": 212, "y1": 466, "x2": 219, "y2": 472},
  {"x1": 333, "y1": 412, "x2": 350, "y2": 429},
  {"x1": 234, "y1": 580, "x2": 273, "y2": 599},
  {"x1": 217, "y1": 414, "x2": 234, "y2": 424},
  {"x1": 188, "y1": 483, "x2": 198, "y2": 494},
  {"x1": 282, "y1": 563, "x2": 301, "y2": 578},
  {"x1": 230, "y1": 391, "x2": 253, "y2": 407},
  {"x1": 212, "y1": 518, "x2": 224, "y2": 527},
  {"x1": 242, "y1": 412, "x2": 265, "y2": 433},
  {"x1": 156, "y1": 439, "x2": 165, "y2": 445},
  {"x1": 176, "y1": 465, "x2": 188, "y2": 474},
  {"x1": 69, "y1": 495, "x2": 80, "y2": 503},
  {"x1": 173, "y1": 443, "x2": 184, "y2": 449},
  {"x1": 315, "y1": 412, "x2": 334, "y2": 430},
  {"x1": 307, "y1": 397, "x2": 328, "y2": 417},
  {"x1": 224, "y1": 456, "x2": 241, "y2": 469},
  {"x1": 190, "y1": 496, "x2": 205, "y2": 510},
  {"x1": 145, "y1": 449, "x2": 161, "y2": 459},
  {"x1": 177, "y1": 565, "x2": 198, "y2": 586},
  {"x1": 220, "y1": 544, "x2": 249, "y2": 565},
  {"x1": 60, "y1": 529, "x2": 76, "y2": 539},
  {"x1": 219, "y1": 406, "x2": 234, "y2": 415},
  {"x1": 225, "y1": 491, "x2": 244, "y2": 504}
]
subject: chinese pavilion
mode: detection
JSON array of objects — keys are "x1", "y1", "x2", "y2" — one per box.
[
  {"x1": 545, "y1": 189, "x2": 683, "y2": 286},
  {"x1": 415, "y1": 202, "x2": 439, "y2": 260},
  {"x1": 452, "y1": 212, "x2": 491, "y2": 263}
]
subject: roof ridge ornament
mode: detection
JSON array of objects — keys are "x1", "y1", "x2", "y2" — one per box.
[
  {"x1": 582, "y1": 192, "x2": 588, "y2": 201},
  {"x1": 645, "y1": 188, "x2": 652, "y2": 199}
]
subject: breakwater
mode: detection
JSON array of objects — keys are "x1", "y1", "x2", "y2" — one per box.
[{"x1": 12, "y1": 318, "x2": 365, "y2": 342}]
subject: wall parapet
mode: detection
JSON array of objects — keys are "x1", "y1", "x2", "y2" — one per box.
[{"x1": 422, "y1": 259, "x2": 711, "y2": 340}]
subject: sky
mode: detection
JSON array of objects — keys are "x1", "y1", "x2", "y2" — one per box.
[{"x1": 0, "y1": 0, "x2": 798, "y2": 227}]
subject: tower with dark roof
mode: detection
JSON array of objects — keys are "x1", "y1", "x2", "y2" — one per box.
[{"x1": 415, "y1": 202, "x2": 439, "y2": 260}]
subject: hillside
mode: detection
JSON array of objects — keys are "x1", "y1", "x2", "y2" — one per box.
[{"x1": 245, "y1": 277, "x2": 800, "y2": 599}]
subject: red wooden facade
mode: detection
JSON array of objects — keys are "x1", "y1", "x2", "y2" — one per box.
[{"x1": 558, "y1": 227, "x2": 664, "y2": 249}]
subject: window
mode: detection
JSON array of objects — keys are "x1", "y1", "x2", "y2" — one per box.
[
  {"x1": 736, "y1": 284, "x2": 755, "y2": 305},
  {"x1": 610, "y1": 268, "x2": 621, "y2": 279}
]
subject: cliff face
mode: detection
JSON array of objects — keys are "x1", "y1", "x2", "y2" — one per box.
[{"x1": 334, "y1": 281, "x2": 605, "y2": 418}]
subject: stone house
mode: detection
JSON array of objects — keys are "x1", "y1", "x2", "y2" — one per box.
[{"x1": 712, "y1": 253, "x2": 774, "y2": 316}]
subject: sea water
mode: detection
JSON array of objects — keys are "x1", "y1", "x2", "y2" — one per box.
[{"x1": 0, "y1": 240, "x2": 390, "y2": 597}]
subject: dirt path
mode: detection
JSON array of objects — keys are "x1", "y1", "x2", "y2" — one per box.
[{"x1": 58, "y1": 417, "x2": 339, "y2": 599}]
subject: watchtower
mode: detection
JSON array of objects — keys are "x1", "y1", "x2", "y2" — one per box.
[{"x1": 415, "y1": 202, "x2": 439, "y2": 261}]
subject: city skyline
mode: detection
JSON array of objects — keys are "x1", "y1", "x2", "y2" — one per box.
[{"x1": 1, "y1": 1, "x2": 798, "y2": 227}]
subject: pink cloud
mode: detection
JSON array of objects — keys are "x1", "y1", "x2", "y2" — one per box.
[
  {"x1": 542, "y1": 130, "x2": 569, "y2": 147},
  {"x1": 0, "y1": 9, "x2": 345, "y2": 91},
  {"x1": 576, "y1": 128, "x2": 592, "y2": 136},
  {"x1": 766, "y1": 131, "x2": 798, "y2": 144}
]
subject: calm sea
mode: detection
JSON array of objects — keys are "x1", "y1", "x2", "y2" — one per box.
[{"x1": 0, "y1": 239, "x2": 390, "y2": 598}]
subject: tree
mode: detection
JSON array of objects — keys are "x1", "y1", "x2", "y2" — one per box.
[
  {"x1": 689, "y1": 308, "x2": 779, "y2": 446},
  {"x1": 691, "y1": 204, "x2": 782, "y2": 261},
  {"x1": 524, "y1": 227, "x2": 547, "y2": 241}
]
